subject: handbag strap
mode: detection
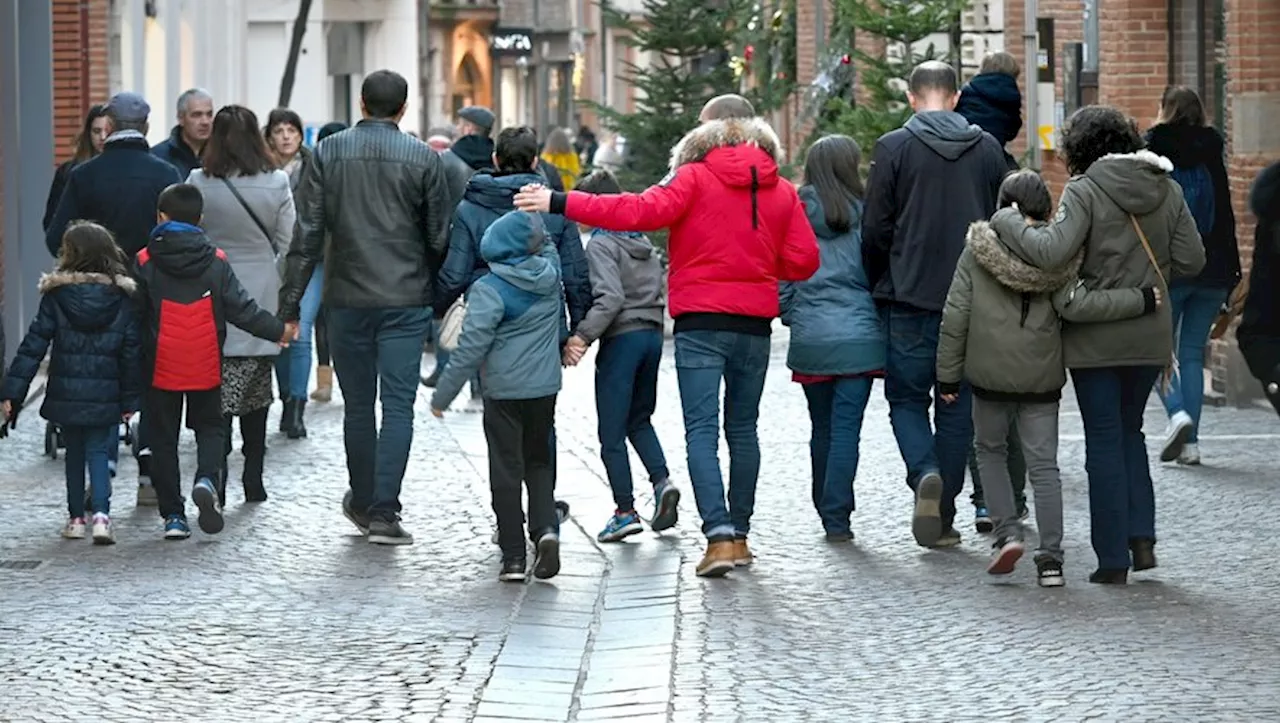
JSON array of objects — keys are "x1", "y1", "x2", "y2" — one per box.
[
  {"x1": 220, "y1": 177, "x2": 275, "y2": 252},
  {"x1": 1129, "y1": 214, "x2": 1166, "y2": 289}
]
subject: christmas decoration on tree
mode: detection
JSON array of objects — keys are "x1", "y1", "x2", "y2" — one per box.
[
  {"x1": 589, "y1": 0, "x2": 796, "y2": 194},
  {"x1": 803, "y1": 0, "x2": 969, "y2": 159}
]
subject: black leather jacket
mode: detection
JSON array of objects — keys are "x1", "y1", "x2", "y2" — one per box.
[{"x1": 281, "y1": 119, "x2": 450, "y2": 318}]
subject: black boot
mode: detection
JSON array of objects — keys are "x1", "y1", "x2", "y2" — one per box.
[
  {"x1": 420, "y1": 366, "x2": 441, "y2": 388},
  {"x1": 1130, "y1": 538, "x2": 1157, "y2": 571},
  {"x1": 219, "y1": 415, "x2": 233, "y2": 506},
  {"x1": 287, "y1": 399, "x2": 307, "y2": 439},
  {"x1": 241, "y1": 408, "x2": 269, "y2": 502},
  {"x1": 279, "y1": 398, "x2": 295, "y2": 434}
]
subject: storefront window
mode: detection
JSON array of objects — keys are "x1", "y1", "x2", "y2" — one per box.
[{"x1": 1168, "y1": 0, "x2": 1225, "y2": 131}]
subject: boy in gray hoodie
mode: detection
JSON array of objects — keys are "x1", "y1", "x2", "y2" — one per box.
[
  {"x1": 564, "y1": 170, "x2": 678, "y2": 543},
  {"x1": 430, "y1": 211, "x2": 564, "y2": 583}
]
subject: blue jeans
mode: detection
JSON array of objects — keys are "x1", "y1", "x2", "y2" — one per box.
[
  {"x1": 802, "y1": 377, "x2": 873, "y2": 535},
  {"x1": 64, "y1": 424, "x2": 116, "y2": 517},
  {"x1": 1073, "y1": 365, "x2": 1162, "y2": 570},
  {"x1": 882, "y1": 304, "x2": 972, "y2": 530},
  {"x1": 275, "y1": 263, "x2": 324, "y2": 400},
  {"x1": 595, "y1": 329, "x2": 669, "y2": 511},
  {"x1": 1158, "y1": 281, "x2": 1229, "y2": 442},
  {"x1": 674, "y1": 330, "x2": 770, "y2": 540},
  {"x1": 328, "y1": 306, "x2": 430, "y2": 520}
]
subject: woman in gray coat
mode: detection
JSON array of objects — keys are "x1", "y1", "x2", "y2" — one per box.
[{"x1": 187, "y1": 105, "x2": 296, "y2": 504}]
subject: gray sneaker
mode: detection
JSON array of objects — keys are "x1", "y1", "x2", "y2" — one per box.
[
  {"x1": 912, "y1": 472, "x2": 944, "y2": 547},
  {"x1": 369, "y1": 518, "x2": 414, "y2": 546},
  {"x1": 342, "y1": 491, "x2": 371, "y2": 535},
  {"x1": 930, "y1": 527, "x2": 962, "y2": 548},
  {"x1": 136, "y1": 482, "x2": 158, "y2": 507}
]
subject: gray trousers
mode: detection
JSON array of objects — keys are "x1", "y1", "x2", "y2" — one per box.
[{"x1": 972, "y1": 398, "x2": 1064, "y2": 562}]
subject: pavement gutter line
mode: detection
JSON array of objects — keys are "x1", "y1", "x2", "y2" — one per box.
[{"x1": 566, "y1": 516, "x2": 613, "y2": 723}]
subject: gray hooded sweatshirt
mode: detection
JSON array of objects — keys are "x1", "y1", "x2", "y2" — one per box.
[{"x1": 574, "y1": 229, "x2": 666, "y2": 343}]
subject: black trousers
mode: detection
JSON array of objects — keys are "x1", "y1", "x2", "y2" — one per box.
[
  {"x1": 484, "y1": 395, "x2": 558, "y2": 558},
  {"x1": 145, "y1": 387, "x2": 225, "y2": 519},
  {"x1": 315, "y1": 304, "x2": 331, "y2": 367}
]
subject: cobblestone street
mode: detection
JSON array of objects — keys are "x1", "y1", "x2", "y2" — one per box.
[{"x1": 2, "y1": 330, "x2": 1280, "y2": 722}]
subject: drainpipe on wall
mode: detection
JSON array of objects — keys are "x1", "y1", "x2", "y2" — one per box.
[
  {"x1": 79, "y1": 0, "x2": 90, "y2": 113},
  {"x1": 1024, "y1": 0, "x2": 1040, "y2": 170}
]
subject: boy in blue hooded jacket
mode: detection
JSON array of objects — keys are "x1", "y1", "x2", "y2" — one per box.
[{"x1": 430, "y1": 210, "x2": 565, "y2": 583}]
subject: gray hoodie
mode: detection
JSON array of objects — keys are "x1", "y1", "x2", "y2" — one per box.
[{"x1": 574, "y1": 229, "x2": 666, "y2": 343}]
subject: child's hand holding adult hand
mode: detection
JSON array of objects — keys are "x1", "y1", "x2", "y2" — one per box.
[
  {"x1": 279, "y1": 322, "x2": 299, "y2": 347},
  {"x1": 940, "y1": 394, "x2": 958, "y2": 404},
  {"x1": 431, "y1": 407, "x2": 444, "y2": 419}
]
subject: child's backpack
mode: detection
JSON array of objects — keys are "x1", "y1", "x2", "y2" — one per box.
[{"x1": 1170, "y1": 164, "x2": 1216, "y2": 237}]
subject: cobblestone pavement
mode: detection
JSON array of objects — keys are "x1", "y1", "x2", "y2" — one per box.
[{"x1": 2, "y1": 328, "x2": 1280, "y2": 721}]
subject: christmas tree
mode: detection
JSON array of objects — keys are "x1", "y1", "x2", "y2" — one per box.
[
  {"x1": 590, "y1": 0, "x2": 796, "y2": 192},
  {"x1": 804, "y1": 0, "x2": 969, "y2": 158}
]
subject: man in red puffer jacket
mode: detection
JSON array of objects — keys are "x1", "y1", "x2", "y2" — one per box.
[{"x1": 515, "y1": 95, "x2": 819, "y2": 578}]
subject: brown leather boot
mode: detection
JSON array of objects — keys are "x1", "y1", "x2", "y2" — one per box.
[
  {"x1": 310, "y1": 366, "x2": 333, "y2": 402},
  {"x1": 695, "y1": 540, "x2": 736, "y2": 578},
  {"x1": 732, "y1": 538, "x2": 755, "y2": 567}
]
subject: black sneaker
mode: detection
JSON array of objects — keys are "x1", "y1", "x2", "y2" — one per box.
[
  {"x1": 1036, "y1": 558, "x2": 1065, "y2": 588},
  {"x1": 533, "y1": 532, "x2": 561, "y2": 580},
  {"x1": 369, "y1": 518, "x2": 414, "y2": 546},
  {"x1": 342, "y1": 491, "x2": 371, "y2": 535},
  {"x1": 499, "y1": 557, "x2": 527, "y2": 583},
  {"x1": 1089, "y1": 568, "x2": 1128, "y2": 585},
  {"x1": 986, "y1": 537, "x2": 1025, "y2": 575},
  {"x1": 555, "y1": 500, "x2": 570, "y2": 525}
]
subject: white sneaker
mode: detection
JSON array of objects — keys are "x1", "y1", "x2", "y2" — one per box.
[
  {"x1": 1160, "y1": 411, "x2": 1194, "y2": 462},
  {"x1": 62, "y1": 517, "x2": 87, "y2": 539},
  {"x1": 1178, "y1": 443, "x2": 1201, "y2": 466},
  {"x1": 91, "y1": 513, "x2": 115, "y2": 545}
]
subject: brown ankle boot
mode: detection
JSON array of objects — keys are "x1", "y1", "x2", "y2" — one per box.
[
  {"x1": 311, "y1": 366, "x2": 333, "y2": 402},
  {"x1": 696, "y1": 540, "x2": 736, "y2": 578}
]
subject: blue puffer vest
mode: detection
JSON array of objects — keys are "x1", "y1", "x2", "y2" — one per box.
[{"x1": 780, "y1": 186, "x2": 886, "y2": 376}]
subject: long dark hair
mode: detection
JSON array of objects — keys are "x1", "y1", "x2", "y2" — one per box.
[
  {"x1": 1159, "y1": 86, "x2": 1207, "y2": 127},
  {"x1": 72, "y1": 104, "x2": 109, "y2": 163},
  {"x1": 58, "y1": 221, "x2": 128, "y2": 277},
  {"x1": 804, "y1": 135, "x2": 865, "y2": 233},
  {"x1": 202, "y1": 105, "x2": 276, "y2": 178}
]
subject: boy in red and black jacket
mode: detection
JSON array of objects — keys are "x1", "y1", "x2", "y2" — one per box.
[{"x1": 133, "y1": 183, "x2": 294, "y2": 540}]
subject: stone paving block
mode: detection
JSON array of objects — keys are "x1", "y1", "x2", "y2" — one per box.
[
  {"x1": 574, "y1": 701, "x2": 670, "y2": 721},
  {"x1": 581, "y1": 668, "x2": 673, "y2": 695},
  {"x1": 475, "y1": 700, "x2": 571, "y2": 720}
]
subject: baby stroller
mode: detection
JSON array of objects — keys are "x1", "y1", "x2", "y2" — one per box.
[{"x1": 44, "y1": 420, "x2": 135, "y2": 459}]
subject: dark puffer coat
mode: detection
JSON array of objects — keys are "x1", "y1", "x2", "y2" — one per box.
[
  {"x1": 0, "y1": 271, "x2": 143, "y2": 426},
  {"x1": 1239, "y1": 162, "x2": 1280, "y2": 381}
]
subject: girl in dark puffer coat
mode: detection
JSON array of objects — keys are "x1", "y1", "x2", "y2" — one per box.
[{"x1": 1, "y1": 222, "x2": 142, "y2": 544}]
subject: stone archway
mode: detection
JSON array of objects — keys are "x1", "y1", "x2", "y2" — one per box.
[
  {"x1": 453, "y1": 53, "x2": 484, "y2": 113},
  {"x1": 449, "y1": 21, "x2": 493, "y2": 113}
]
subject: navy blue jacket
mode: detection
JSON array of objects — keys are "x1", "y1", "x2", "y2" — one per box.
[
  {"x1": 0, "y1": 271, "x2": 143, "y2": 426},
  {"x1": 45, "y1": 136, "x2": 183, "y2": 258},
  {"x1": 955, "y1": 73, "x2": 1023, "y2": 171},
  {"x1": 151, "y1": 126, "x2": 202, "y2": 179},
  {"x1": 435, "y1": 171, "x2": 591, "y2": 330}
]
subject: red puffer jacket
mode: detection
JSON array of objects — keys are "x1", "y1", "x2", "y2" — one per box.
[{"x1": 561, "y1": 118, "x2": 819, "y2": 320}]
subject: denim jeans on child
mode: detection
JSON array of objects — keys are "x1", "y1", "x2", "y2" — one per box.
[
  {"x1": 1072, "y1": 365, "x2": 1162, "y2": 570},
  {"x1": 596, "y1": 329, "x2": 669, "y2": 512},
  {"x1": 802, "y1": 377, "x2": 873, "y2": 535},
  {"x1": 674, "y1": 329, "x2": 770, "y2": 540},
  {"x1": 882, "y1": 304, "x2": 973, "y2": 531},
  {"x1": 972, "y1": 398, "x2": 1064, "y2": 562},
  {"x1": 275, "y1": 263, "x2": 324, "y2": 400},
  {"x1": 1158, "y1": 281, "x2": 1230, "y2": 442},
  {"x1": 64, "y1": 424, "x2": 117, "y2": 517}
]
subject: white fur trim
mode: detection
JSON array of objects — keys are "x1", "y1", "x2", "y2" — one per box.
[{"x1": 1098, "y1": 149, "x2": 1174, "y2": 173}]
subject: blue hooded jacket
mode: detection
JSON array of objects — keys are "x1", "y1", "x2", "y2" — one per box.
[
  {"x1": 436, "y1": 171, "x2": 591, "y2": 330},
  {"x1": 431, "y1": 211, "x2": 565, "y2": 407},
  {"x1": 780, "y1": 186, "x2": 885, "y2": 376}
]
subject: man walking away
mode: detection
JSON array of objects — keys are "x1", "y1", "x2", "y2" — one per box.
[
  {"x1": 152, "y1": 88, "x2": 214, "y2": 178},
  {"x1": 44, "y1": 91, "x2": 183, "y2": 508},
  {"x1": 281, "y1": 70, "x2": 451, "y2": 546},
  {"x1": 514, "y1": 95, "x2": 819, "y2": 577},
  {"x1": 861, "y1": 61, "x2": 1009, "y2": 549}
]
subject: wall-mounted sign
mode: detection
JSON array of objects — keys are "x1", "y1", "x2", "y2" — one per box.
[{"x1": 491, "y1": 28, "x2": 534, "y2": 57}]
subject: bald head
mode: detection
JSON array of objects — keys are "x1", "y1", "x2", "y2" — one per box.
[
  {"x1": 699, "y1": 94, "x2": 756, "y2": 123},
  {"x1": 907, "y1": 61, "x2": 960, "y2": 112}
]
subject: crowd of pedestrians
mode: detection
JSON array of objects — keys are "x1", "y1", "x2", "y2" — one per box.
[{"x1": 4, "y1": 54, "x2": 1280, "y2": 589}]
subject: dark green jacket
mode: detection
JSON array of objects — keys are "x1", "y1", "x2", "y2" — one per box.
[{"x1": 989, "y1": 150, "x2": 1205, "y2": 369}]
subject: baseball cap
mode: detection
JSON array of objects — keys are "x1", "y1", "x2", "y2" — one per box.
[
  {"x1": 106, "y1": 92, "x2": 151, "y2": 123},
  {"x1": 457, "y1": 106, "x2": 495, "y2": 135}
]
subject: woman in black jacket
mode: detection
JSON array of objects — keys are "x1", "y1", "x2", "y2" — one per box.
[
  {"x1": 1144, "y1": 87, "x2": 1241, "y2": 466},
  {"x1": 43, "y1": 104, "x2": 109, "y2": 230},
  {"x1": 1239, "y1": 161, "x2": 1280, "y2": 416}
]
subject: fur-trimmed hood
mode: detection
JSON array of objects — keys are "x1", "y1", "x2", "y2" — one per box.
[
  {"x1": 669, "y1": 117, "x2": 784, "y2": 176},
  {"x1": 1085, "y1": 149, "x2": 1175, "y2": 216},
  {"x1": 967, "y1": 220, "x2": 1082, "y2": 293},
  {"x1": 38, "y1": 271, "x2": 136, "y2": 331}
]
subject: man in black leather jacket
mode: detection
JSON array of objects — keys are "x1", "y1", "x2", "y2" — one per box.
[{"x1": 280, "y1": 69, "x2": 450, "y2": 546}]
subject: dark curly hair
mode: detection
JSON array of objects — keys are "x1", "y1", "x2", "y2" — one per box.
[{"x1": 1059, "y1": 105, "x2": 1144, "y2": 176}]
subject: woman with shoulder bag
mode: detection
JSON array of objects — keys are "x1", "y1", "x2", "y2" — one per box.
[
  {"x1": 989, "y1": 106, "x2": 1205, "y2": 584},
  {"x1": 187, "y1": 105, "x2": 296, "y2": 504}
]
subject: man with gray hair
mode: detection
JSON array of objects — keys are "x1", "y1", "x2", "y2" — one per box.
[{"x1": 152, "y1": 88, "x2": 214, "y2": 177}]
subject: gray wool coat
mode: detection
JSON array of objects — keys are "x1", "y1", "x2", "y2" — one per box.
[{"x1": 187, "y1": 168, "x2": 295, "y2": 357}]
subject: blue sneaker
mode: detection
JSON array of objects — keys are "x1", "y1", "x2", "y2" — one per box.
[
  {"x1": 649, "y1": 481, "x2": 680, "y2": 532},
  {"x1": 597, "y1": 511, "x2": 644, "y2": 542},
  {"x1": 975, "y1": 506, "x2": 994, "y2": 534},
  {"x1": 164, "y1": 515, "x2": 191, "y2": 540},
  {"x1": 192, "y1": 478, "x2": 225, "y2": 534}
]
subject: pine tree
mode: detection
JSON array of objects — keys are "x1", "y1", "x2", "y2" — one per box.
[
  {"x1": 806, "y1": 0, "x2": 969, "y2": 157},
  {"x1": 590, "y1": 0, "x2": 796, "y2": 192}
]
